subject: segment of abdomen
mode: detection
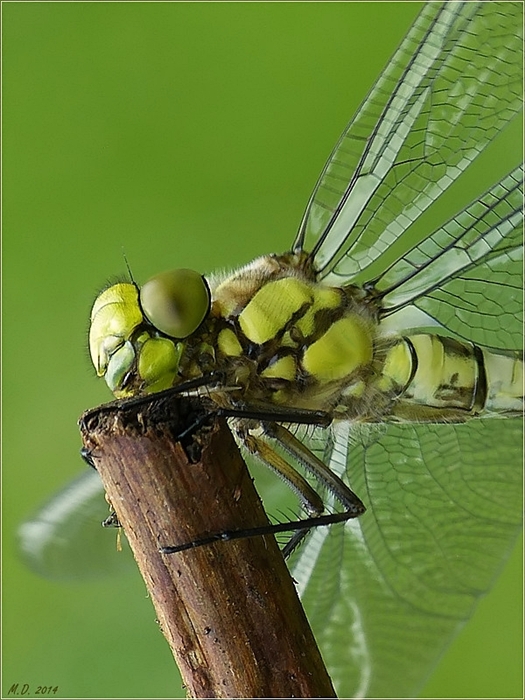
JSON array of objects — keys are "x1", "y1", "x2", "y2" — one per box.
[{"x1": 378, "y1": 334, "x2": 523, "y2": 421}]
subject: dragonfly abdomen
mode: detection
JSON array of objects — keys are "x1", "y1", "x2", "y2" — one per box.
[{"x1": 378, "y1": 334, "x2": 523, "y2": 421}]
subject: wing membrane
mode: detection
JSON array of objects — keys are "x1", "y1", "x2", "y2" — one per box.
[
  {"x1": 375, "y1": 165, "x2": 523, "y2": 349},
  {"x1": 293, "y1": 2, "x2": 523, "y2": 284},
  {"x1": 292, "y1": 418, "x2": 522, "y2": 698},
  {"x1": 18, "y1": 471, "x2": 135, "y2": 580}
]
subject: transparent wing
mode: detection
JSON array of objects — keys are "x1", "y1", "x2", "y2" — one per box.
[
  {"x1": 18, "y1": 470, "x2": 135, "y2": 580},
  {"x1": 291, "y1": 418, "x2": 522, "y2": 698},
  {"x1": 375, "y1": 165, "x2": 523, "y2": 350},
  {"x1": 293, "y1": 2, "x2": 523, "y2": 284}
]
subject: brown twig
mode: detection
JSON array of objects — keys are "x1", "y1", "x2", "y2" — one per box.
[{"x1": 79, "y1": 394, "x2": 336, "y2": 698}]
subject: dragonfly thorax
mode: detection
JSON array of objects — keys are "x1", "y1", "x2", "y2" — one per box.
[{"x1": 205, "y1": 254, "x2": 380, "y2": 413}]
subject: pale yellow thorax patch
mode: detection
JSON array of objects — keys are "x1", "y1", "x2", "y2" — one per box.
[{"x1": 302, "y1": 316, "x2": 373, "y2": 382}]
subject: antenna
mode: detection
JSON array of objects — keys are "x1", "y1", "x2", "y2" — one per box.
[{"x1": 122, "y1": 248, "x2": 137, "y2": 287}]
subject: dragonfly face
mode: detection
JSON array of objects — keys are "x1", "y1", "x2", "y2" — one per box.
[
  {"x1": 21, "y1": 3, "x2": 522, "y2": 697},
  {"x1": 88, "y1": 269, "x2": 210, "y2": 396}
]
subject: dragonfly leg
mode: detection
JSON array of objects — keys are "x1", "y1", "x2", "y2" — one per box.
[
  {"x1": 241, "y1": 428, "x2": 325, "y2": 519},
  {"x1": 175, "y1": 403, "x2": 331, "y2": 442},
  {"x1": 162, "y1": 415, "x2": 366, "y2": 558},
  {"x1": 160, "y1": 511, "x2": 356, "y2": 555},
  {"x1": 262, "y1": 422, "x2": 364, "y2": 514},
  {"x1": 102, "y1": 509, "x2": 121, "y2": 529},
  {"x1": 80, "y1": 446, "x2": 97, "y2": 470},
  {"x1": 258, "y1": 422, "x2": 365, "y2": 556},
  {"x1": 161, "y1": 423, "x2": 362, "y2": 557}
]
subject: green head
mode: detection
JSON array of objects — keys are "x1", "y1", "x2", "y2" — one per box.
[{"x1": 89, "y1": 269, "x2": 210, "y2": 398}]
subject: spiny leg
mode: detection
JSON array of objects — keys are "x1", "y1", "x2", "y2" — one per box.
[
  {"x1": 262, "y1": 422, "x2": 363, "y2": 512},
  {"x1": 242, "y1": 427, "x2": 325, "y2": 520},
  {"x1": 161, "y1": 420, "x2": 365, "y2": 558},
  {"x1": 258, "y1": 422, "x2": 365, "y2": 556}
]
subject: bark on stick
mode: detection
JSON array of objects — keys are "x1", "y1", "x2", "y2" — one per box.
[{"x1": 79, "y1": 394, "x2": 336, "y2": 698}]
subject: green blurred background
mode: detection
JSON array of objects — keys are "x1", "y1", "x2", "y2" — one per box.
[{"x1": 3, "y1": 2, "x2": 522, "y2": 698}]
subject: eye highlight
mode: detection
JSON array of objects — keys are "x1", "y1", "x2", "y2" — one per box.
[{"x1": 139, "y1": 269, "x2": 211, "y2": 338}]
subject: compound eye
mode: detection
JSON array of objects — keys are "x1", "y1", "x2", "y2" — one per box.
[{"x1": 140, "y1": 269, "x2": 210, "y2": 338}]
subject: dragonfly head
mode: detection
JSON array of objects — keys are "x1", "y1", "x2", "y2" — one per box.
[{"x1": 89, "y1": 269, "x2": 211, "y2": 398}]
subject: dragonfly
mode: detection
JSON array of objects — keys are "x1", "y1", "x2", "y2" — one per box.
[{"x1": 19, "y1": 3, "x2": 522, "y2": 697}]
